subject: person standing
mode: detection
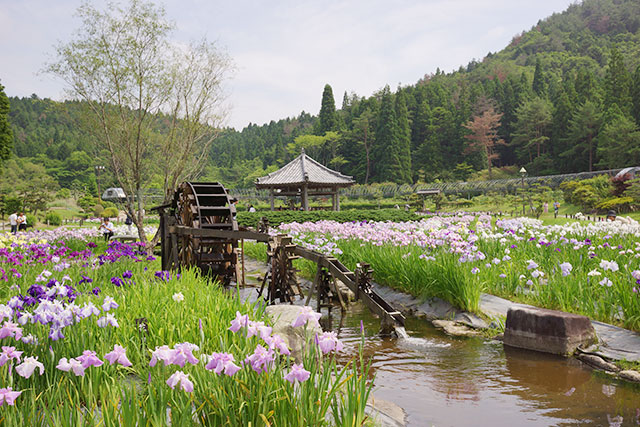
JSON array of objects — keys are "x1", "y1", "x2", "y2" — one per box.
[
  {"x1": 543, "y1": 202, "x2": 548, "y2": 213},
  {"x1": 17, "y1": 212, "x2": 27, "y2": 232},
  {"x1": 8, "y1": 212, "x2": 18, "y2": 234},
  {"x1": 553, "y1": 201, "x2": 560, "y2": 218}
]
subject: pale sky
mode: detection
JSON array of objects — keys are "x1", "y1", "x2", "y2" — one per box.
[{"x1": 0, "y1": 0, "x2": 577, "y2": 130}]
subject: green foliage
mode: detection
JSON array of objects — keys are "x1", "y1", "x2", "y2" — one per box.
[
  {"x1": 103, "y1": 206, "x2": 119, "y2": 218},
  {"x1": 597, "y1": 113, "x2": 640, "y2": 169},
  {"x1": 93, "y1": 204, "x2": 104, "y2": 217},
  {"x1": 236, "y1": 209, "x2": 419, "y2": 228},
  {"x1": 25, "y1": 213, "x2": 37, "y2": 227},
  {"x1": 595, "y1": 196, "x2": 634, "y2": 212},
  {"x1": 317, "y1": 84, "x2": 338, "y2": 134},
  {"x1": 0, "y1": 83, "x2": 13, "y2": 167},
  {"x1": 560, "y1": 175, "x2": 613, "y2": 210},
  {"x1": 45, "y1": 211, "x2": 62, "y2": 226},
  {"x1": 77, "y1": 194, "x2": 97, "y2": 213}
]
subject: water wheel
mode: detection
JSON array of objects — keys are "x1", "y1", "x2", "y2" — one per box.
[{"x1": 171, "y1": 182, "x2": 238, "y2": 284}]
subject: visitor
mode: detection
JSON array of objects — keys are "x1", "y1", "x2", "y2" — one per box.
[
  {"x1": 125, "y1": 214, "x2": 133, "y2": 234},
  {"x1": 553, "y1": 201, "x2": 560, "y2": 218},
  {"x1": 17, "y1": 212, "x2": 27, "y2": 232},
  {"x1": 248, "y1": 205, "x2": 256, "y2": 213},
  {"x1": 606, "y1": 210, "x2": 617, "y2": 222},
  {"x1": 99, "y1": 217, "x2": 114, "y2": 241},
  {"x1": 8, "y1": 211, "x2": 18, "y2": 234},
  {"x1": 543, "y1": 202, "x2": 548, "y2": 213}
]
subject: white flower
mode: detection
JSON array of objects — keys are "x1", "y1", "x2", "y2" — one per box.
[
  {"x1": 587, "y1": 269, "x2": 602, "y2": 277},
  {"x1": 599, "y1": 277, "x2": 613, "y2": 287},
  {"x1": 526, "y1": 260, "x2": 538, "y2": 270},
  {"x1": 172, "y1": 292, "x2": 184, "y2": 303}
]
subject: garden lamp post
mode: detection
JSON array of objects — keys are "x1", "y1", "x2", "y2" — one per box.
[
  {"x1": 95, "y1": 165, "x2": 105, "y2": 200},
  {"x1": 519, "y1": 167, "x2": 527, "y2": 216}
]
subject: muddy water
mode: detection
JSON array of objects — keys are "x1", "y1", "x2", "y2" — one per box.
[{"x1": 323, "y1": 302, "x2": 640, "y2": 426}]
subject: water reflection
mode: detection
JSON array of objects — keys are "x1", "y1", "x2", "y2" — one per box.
[{"x1": 327, "y1": 302, "x2": 640, "y2": 427}]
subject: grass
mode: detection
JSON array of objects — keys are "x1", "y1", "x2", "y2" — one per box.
[{"x1": 1, "y1": 235, "x2": 373, "y2": 425}]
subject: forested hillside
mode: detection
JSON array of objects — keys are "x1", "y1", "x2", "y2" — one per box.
[{"x1": 5, "y1": 0, "x2": 640, "y2": 190}]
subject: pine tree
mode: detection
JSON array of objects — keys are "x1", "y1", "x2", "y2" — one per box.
[
  {"x1": 463, "y1": 107, "x2": 505, "y2": 179},
  {"x1": 394, "y1": 89, "x2": 412, "y2": 183},
  {"x1": 632, "y1": 65, "x2": 640, "y2": 127},
  {"x1": 597, "y1": 111, "x2": 640, "y2": 169},
  {"x1": 0, "y1": 83, "x2": 13, "y2": 168},
  {"x1": 532, "y1": 57, "x2": 546, "y2": 96},
  {"x1": 372, "y1": 86, "x2": 401, "y2": 182},
  {"x1": 563, "y1": 101, "x2": 601, "y2": 172},
  {"x1": 604, "y1": 47, "x2": 632, "y2": 116},
  {"x1": 317, "y1": 84, "x2": 338, "y2": 134}
]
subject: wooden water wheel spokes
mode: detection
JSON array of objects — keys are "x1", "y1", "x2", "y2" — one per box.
[{"x1": 170, "y1": 182, "x2": 239, "y2": 283}]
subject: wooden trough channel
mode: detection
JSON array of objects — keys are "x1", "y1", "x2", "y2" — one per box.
[{"x1": 154, "y1": 181, "x2": 405, "y2": 335}]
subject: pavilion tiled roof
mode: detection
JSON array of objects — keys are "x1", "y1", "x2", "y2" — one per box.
[{"x1": 255, "y1": 150, "x2": 355, "y2": 188}]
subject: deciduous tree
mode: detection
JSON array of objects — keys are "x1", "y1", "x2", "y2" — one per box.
[
  {"x1": 463, "y1": 107, "x2": 505, "y2": 179},
  {"x1": 45, "y1": 0, "x2": 232, "y2": 244}
]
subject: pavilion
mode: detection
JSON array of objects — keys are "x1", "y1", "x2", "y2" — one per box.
[{"x1": 255, "y1": 149, "x2": 355, "y2": 211}]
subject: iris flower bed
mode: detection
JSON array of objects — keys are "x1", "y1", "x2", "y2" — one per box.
[
  {"x1": 259, "y1": 214, "x2": 640, "y2": 331},
  {"x1": 0, "y1": 230, "x2": 372, "y2": 425}
]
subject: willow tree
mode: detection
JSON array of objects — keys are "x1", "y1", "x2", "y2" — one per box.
[{"x1": 45, "y1": 0, "x2": 232, "y2": 244}]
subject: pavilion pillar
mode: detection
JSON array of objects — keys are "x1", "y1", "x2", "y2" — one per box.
[
  {"x1": 302, "y1": 184, "x2": 309, "y2": 211},
  {"x1": 335, "y1": 187, "x2": 340, "y2": 211},
  {"x1": 270, "y1": 189, "x2": 275, "y2": 211}
]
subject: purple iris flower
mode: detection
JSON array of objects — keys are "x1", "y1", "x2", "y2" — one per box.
[
  {"x1": 122, "y1": 270, "x2": 133, "y2": 279},
  {"x1": 92, "y1": 287, "x2": 101, "y2": 296},
  {"x1": 111, "y1": 277, "x2": 124, "y2": 287}
]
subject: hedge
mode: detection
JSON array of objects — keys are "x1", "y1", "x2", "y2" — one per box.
[{"x1": 236, "y1": 209, "x2": 420, "y2": 228}]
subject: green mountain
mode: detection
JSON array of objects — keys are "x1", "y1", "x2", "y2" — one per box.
[{"x1": 5, "y1": 0, "x2": 640, "y2": 189}]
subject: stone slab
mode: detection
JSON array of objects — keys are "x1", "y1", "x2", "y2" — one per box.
[{"x1": 504, "y1": 307, "x2": 596, "y2": 356}]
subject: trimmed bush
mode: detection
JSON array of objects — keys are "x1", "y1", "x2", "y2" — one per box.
[
  {"x1": 103, "y1": 207, "x2": 119, "y2": 218},
  {"x1": 45, "y1": 211, "x2": 62, "y2": 226},
  {"x1": 236, "y1": 209, "x2": 419, "y2": 228}
]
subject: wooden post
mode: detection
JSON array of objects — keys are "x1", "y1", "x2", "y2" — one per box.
[
  {"x1": 335, "y1": 187, "x2": 340, "y2": 212},
  {"x1": 270, "y1": 189, "x2": 275, "y2": 211},
  {"x1": 302, "y1": 184, "x2": 309, "y2": 211}
]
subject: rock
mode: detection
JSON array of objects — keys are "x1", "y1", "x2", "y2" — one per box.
[
  {"x1": 432, "y1": 320, "x2": 482, "y2": 337},
  {"x1": 576, "y1": 353, "x2": 620, "y2": 372},
  {"x1": 265, "y1": 305, "x2": 322, "y2": 362},
  {"x1": 335, "y1": 280, "x2": 355, "y2": 303},
  {"x1": 619, "y1": 370, "x2": 640, "y2": 383},
  {"x1": 454, "y1": 312, "x2": 489, "y2": 329},
  {"x1": 504, "y1": 307, "x2": 596, "y2": 356},
  {"x1": 366, "y1": 396, "x2": 406, "y2": 427}
]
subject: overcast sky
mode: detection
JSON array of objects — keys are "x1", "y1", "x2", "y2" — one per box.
[{"x1": 1, "y1": 0, "x2": 577, "y2": 130}]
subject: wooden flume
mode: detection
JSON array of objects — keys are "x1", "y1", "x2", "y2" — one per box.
[{"x1": 155, "y1": 182, "x2": 405, "y2": 334}]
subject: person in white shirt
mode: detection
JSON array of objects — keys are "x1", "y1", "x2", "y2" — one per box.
[
  {"x1": 248, "y1": 205, "x2": 256, "y2": 213},
  {"x1": 99, "y1": 217, "x2": 114, "y2": 240},
  {"x1": 17, "y1": 213, "x2": 27, "y2": 232},
  {"x1": 8, "y1": 212, "x2": 18, "y2": 234}
]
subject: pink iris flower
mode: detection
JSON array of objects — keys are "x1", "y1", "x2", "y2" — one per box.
[
  {"x1": 15, "y1": 356, "x2": 44, "y2": 378},
  {"x1": 244, "y1": 345, "x2": 275, "y2": 374},
  {"x1": 56, "y1": 357, "x2": 86, "y2": 376},
  {"x1": 0, "y1": 346, "x2": 22, "y2": 366},
  {"x1": 0, "y1": 322, "x2": 23, "y2": 341},
  {"x1": 0, "y1": 387, "x2": 22, "y2": 406},
  {"x1": 263, "y1": 334, "x2": 291, "y2": 356},
  {"x1": 284, "y1": 363, "x2": 311, "y2": 384},
  {"x1": 166, "y1": 370, "x2": 194, "y2": 392},
  {"x1": 104, "y1": 344, "x2": 133, "y2": 367},
  {"x1": 205, "y1": 352, "x2": 241, "y2": 376},
  {"x1": 149, "y1": 345, "x2": 174, "y2": 367},
  {"x1": 291, "y1": 306, "x2": 322, "y2": 328},
  {"x1": 77, "y1": 350, "x2": 104, "y2": 368},
  {"x1": 228, "y1": 311, "x2": 249, "y2": 333},
  {"x1": 316, "y1": 331, "x2": 344, "y2": 354},
  {"x1": 171, "y1": 342, "x2": 199, "y2": 367}
]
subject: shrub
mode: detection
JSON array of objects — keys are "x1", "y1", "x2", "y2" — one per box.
[
  {"x1": 560, "y1": 175, "x2": 613, "y2": 210},
  {"x1": 595, "y1": 197, "x2": 634, "y2": 212},
  {"x1": 103, "y1": 207, "x2": 119, "y2": 218},
  {"x1": 236, "y1": 209, "x2": 419, "y2": 228},
  {"x1": 25, "y1": 213, "x2": 37, "y2": 228},
  {"x1": 44, "y1": 211, "x2": 62, "y2": 226},
  {"x1": 93, "y1": 204, "x2": 105, "y2": 217}
]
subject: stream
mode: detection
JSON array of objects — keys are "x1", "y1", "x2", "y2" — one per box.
[{"x1": 239, "y1": 260, "x2": 640, "y2": 426}]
